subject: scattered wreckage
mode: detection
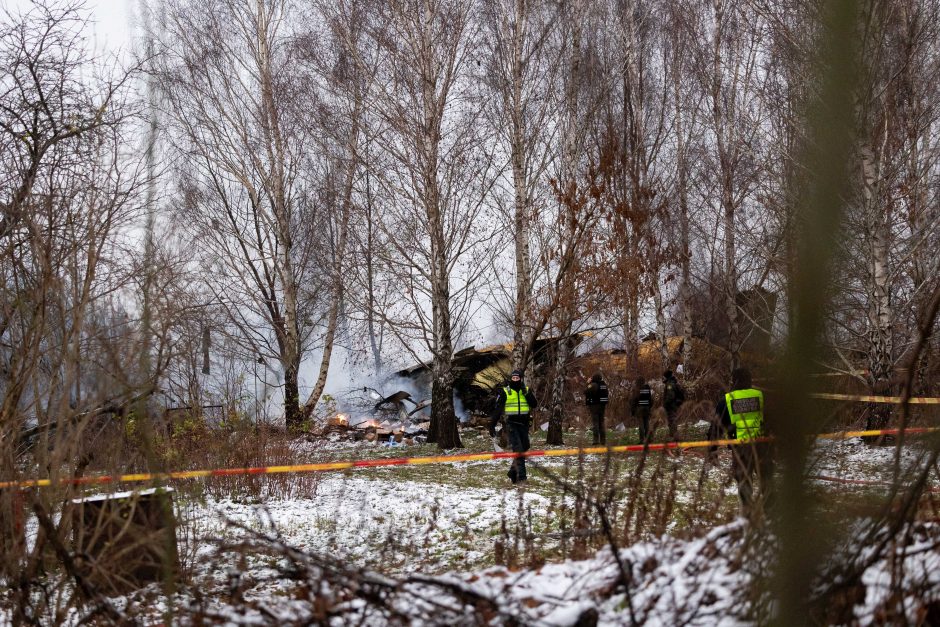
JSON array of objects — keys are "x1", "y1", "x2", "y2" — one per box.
[{"x1": 324, "y1": 387, "x2": 431, "y2": 445}]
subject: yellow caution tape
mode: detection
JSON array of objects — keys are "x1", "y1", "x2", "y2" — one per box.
[
  {"x1": 811, "y1": 393, "x2": 940, "y2": 404},
  {"x1": 2, "y1": 427, "x2": 937, "y2": 491}
]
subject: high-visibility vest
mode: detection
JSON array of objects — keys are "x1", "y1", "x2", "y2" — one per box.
[
  {"x1": 504, "y1": 386, "x2": 530, "y2": 416},
  {"x1": 725, "y1": 388, "x2": 764, "y2": 442}
]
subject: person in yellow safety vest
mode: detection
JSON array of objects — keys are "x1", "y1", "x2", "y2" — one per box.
[
  {"x1": 715, "y1": 367, "x2": 774, "y2": 517},
  {"x1": 489, "y1": 369, "x2": 539, "y2": 485}
]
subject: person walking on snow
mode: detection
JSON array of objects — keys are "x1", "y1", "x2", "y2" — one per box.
[
  {"x1": 490, "y1": 370, "x2": 538, "y2": 484},
  {"x1": 715, "y1": 367, "x2": 773, "y2": 517},
  {"x1": 584, "y1": 373, "x2": 610, "y2": 445},
  {"x1": 662, "y1": 369, "x2": 686, "y2": 440}
]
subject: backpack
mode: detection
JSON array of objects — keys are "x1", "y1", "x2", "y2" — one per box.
[{"x1": 597, "y1": 382, "x2": 609, "y2": 404}]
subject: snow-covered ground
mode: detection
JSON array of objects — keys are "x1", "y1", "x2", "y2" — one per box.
[
  {"x1": 196, "y1": 475, "x2": 552, "y2": 574},
  {"x1": 164, "y1": 437, "x2": 940, "y2": 625},
  {"x1": 809, "y1": 435, "x2": 934, "y2": 483},
  {"x1": 135, "y1": 501, "x2": 940, "y2": 625},
  {"x1": 3, "y1": 436, "x2": 939, "y2": 625}
]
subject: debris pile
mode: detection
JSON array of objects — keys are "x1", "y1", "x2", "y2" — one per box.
[{"x1": 322, "y1": 411, "x2": 431, "y2": 446}]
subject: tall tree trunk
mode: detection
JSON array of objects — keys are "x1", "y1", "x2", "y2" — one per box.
[
  {"x1": 427, "y1": 253, "x2": 461, "y2": 448},
  {"x1": 366, "y1": 233, "x2": 383, "y2": 376},
  {"x1": 624, "y1": 296, "x2": 640, "y2": 376},
  {"x1": 723, "y1": 187, "x2": 740, "y2": 370},
  {"x1": 372, "y1": 0, "x2": 475, "y2": 450},
  {"x1": 483, "y1": 0, "x2": 558, "y2": 373},
  {"x1": 281, "y1": 267, "x2": 302, "y2": 430},
  {"x1": 363, "y1": 155, "x2": 384, "y2": 376},
  {"x1": 302, "y1": 103, "x2": 362, "y2": 419},
  {"x1": 710, "y1": 0, "x2": 740, "y2": 372},
  {"x1": 618, "y1": 0, "x2": 653, "y2": 380},
  {"x1": 673, "y1": 55, "x2": 693, "y2": 373},
  {"x1": 898, "y1": 29, "x2": 935, "y2": 395},
  {"x1": 546, "y1": 0, "x2": 585, "y2": 446},
  {"x1": 861, "y1": 147, "x2": 893, "y2": 432},
  {"x1": 547, "y1": 320, "x2": 571, "y2": 445},
  {"x1": 509, "y1": 9, "x2": 533, "y2": 371},
  {"x1": 300, "y1": 225, "x2": 347, "y2": 421},
  {"x1": 259, "y1": 19, "x2": 303, "y2": 431},
  {"x1": 652, "y1": 279, "x2": 669, "y2": 370},
  {"x1": 423, "y1": 46, "x2": 461, "y2": 449},
  {"x1": 907, "y1": 149, "x2": 933, "y2": 395},
  {"x1": 284, "y1": 360, "x2": 302, "y2": 431}
]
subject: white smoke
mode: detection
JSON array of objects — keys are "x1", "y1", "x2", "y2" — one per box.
[{"x1": 453, "y1": 392, "x2": 468, "y2": 423}]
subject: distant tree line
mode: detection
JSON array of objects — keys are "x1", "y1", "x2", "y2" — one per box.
[{"x1": 1, "y1": 0, "x2": 938, "y2": 450}]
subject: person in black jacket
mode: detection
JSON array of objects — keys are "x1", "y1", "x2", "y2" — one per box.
[
  {"x1": 490, "y1": 370, "x2": 538, "y2": 484},
  {"x1": 630, "y1": 377, "x2": 654, "y2": 443},
  {"x1": 662, "y1": 370, "x2": 686, "y2": 440},
  {"x1": 584, "y1": 373, "x2": 610, "y2": 445}
]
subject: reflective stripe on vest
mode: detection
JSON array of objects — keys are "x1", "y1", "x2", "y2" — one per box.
[
  {"x1": 725, "y1": 388, "x2": 764, "y2": 442},
  {"x1": 504, "y1": 386, "x2": 530, "y2": 415}
]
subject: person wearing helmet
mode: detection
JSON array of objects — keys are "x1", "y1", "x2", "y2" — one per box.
[
  {"x1": 715, "y1": 367, "x2": 773, "y2": 517},
  {"x1": 490, "y1": 369, "x2": 538, "y2": 484}
]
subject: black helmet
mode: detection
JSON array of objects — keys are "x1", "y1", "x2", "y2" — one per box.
[{"x1": 731, "y1": 367, "x2": 752, "y2": 389}]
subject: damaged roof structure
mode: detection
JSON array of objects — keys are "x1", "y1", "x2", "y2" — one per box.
[
  {"x1": 394, "y1": 335, "x2": 587, "y2": 415},
  {"x1": 571, "y1": 335, "x2": 731, "y2": 381},
  {"x1": 393, "y1": 334, "x2": 738, "y2": 418}
]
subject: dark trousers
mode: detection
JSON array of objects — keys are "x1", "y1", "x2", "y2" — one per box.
[
  {"x1": 506, "y1": 420, "x2": 530, "y2": 483},
  {"x1": 731, "y1": 442, "x2": 774, "y2": 515},
  {"x1": 666, "y1": 407, "x2": 680, "y2": 440},
  {"x1": 636, "y1": 408, "x2": 651, "y2": 443},
  {"x1": 589, "y1": 405, "x2": 606, "y2": 444}
]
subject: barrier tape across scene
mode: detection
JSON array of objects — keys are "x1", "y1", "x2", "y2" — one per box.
[
  {"x1": 811, "y1": 393, "x2": 940, "y2": 404},
  {"x1": 2, "y1": 426, "x2": 938, "y2": 491}
]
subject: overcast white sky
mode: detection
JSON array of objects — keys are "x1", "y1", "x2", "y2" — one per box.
[
  {"x1": 4, "y1": 0, "x2": 134, "y2": 55},
  {"x1": 0, "y1": 0, "x2": 528, "y2": 404}
]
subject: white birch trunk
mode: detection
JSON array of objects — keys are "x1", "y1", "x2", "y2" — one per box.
[
  {"x1": 861, "y1": 146, "x2": 893, "y2": 431},
  {"x1": 652, "y1": 279, "x2": 669, "y2": 370}
]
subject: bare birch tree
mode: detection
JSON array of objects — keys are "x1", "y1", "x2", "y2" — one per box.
[
  {"x1": 365, "y1": 0, "x2": 496, "y2": 448},
  {"x1": 158, "y1": 0, "x2": 351, "y2": 429},
  {"x1": 0, "y1": 0, "x2": 143, "y2": 451},
  {"x1": 0, "y1": 0, "x2": 146, "y2": 607},
  {"x1": 893, "y1": 0, "x2": 940, "y2": 395},
  {"x1": 542, "y1": 0, "x2": 605, "y2": 444},
  {"x1": 835, "y1": 0, "x2": 940, "y2": 431},
  {"x1": 595, "y1": 0, "x2": 674, "y2": 373},
  {"x1": 692, "y1": 0, "x2": 767, "y2": 370},
  {"x1": 296, "y1": 0, "x2": 375, "y2": 412},
  {"x1": 665, "y1": 0, "x2": 706, "y2": 373},
  {"x1": 479, "y1": 0, "x2": 562, "y2": 371}
]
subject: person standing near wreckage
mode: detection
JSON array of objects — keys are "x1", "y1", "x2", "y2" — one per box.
[
  {"x1": 585, "y1": 373, "x2": 610, "y2": 445},
  {"x1": 662, "y1": 369, "x2": 686, "y2": 440},
  {"x1": 490, "y1": 370, "x2": 538, "y2": 485},
  {"x1": 715, "y1": 367, "x2": 773, "y2": 517},
  {"x1": 631, "y1": 378, "x2": 654, "y2": 444}
]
